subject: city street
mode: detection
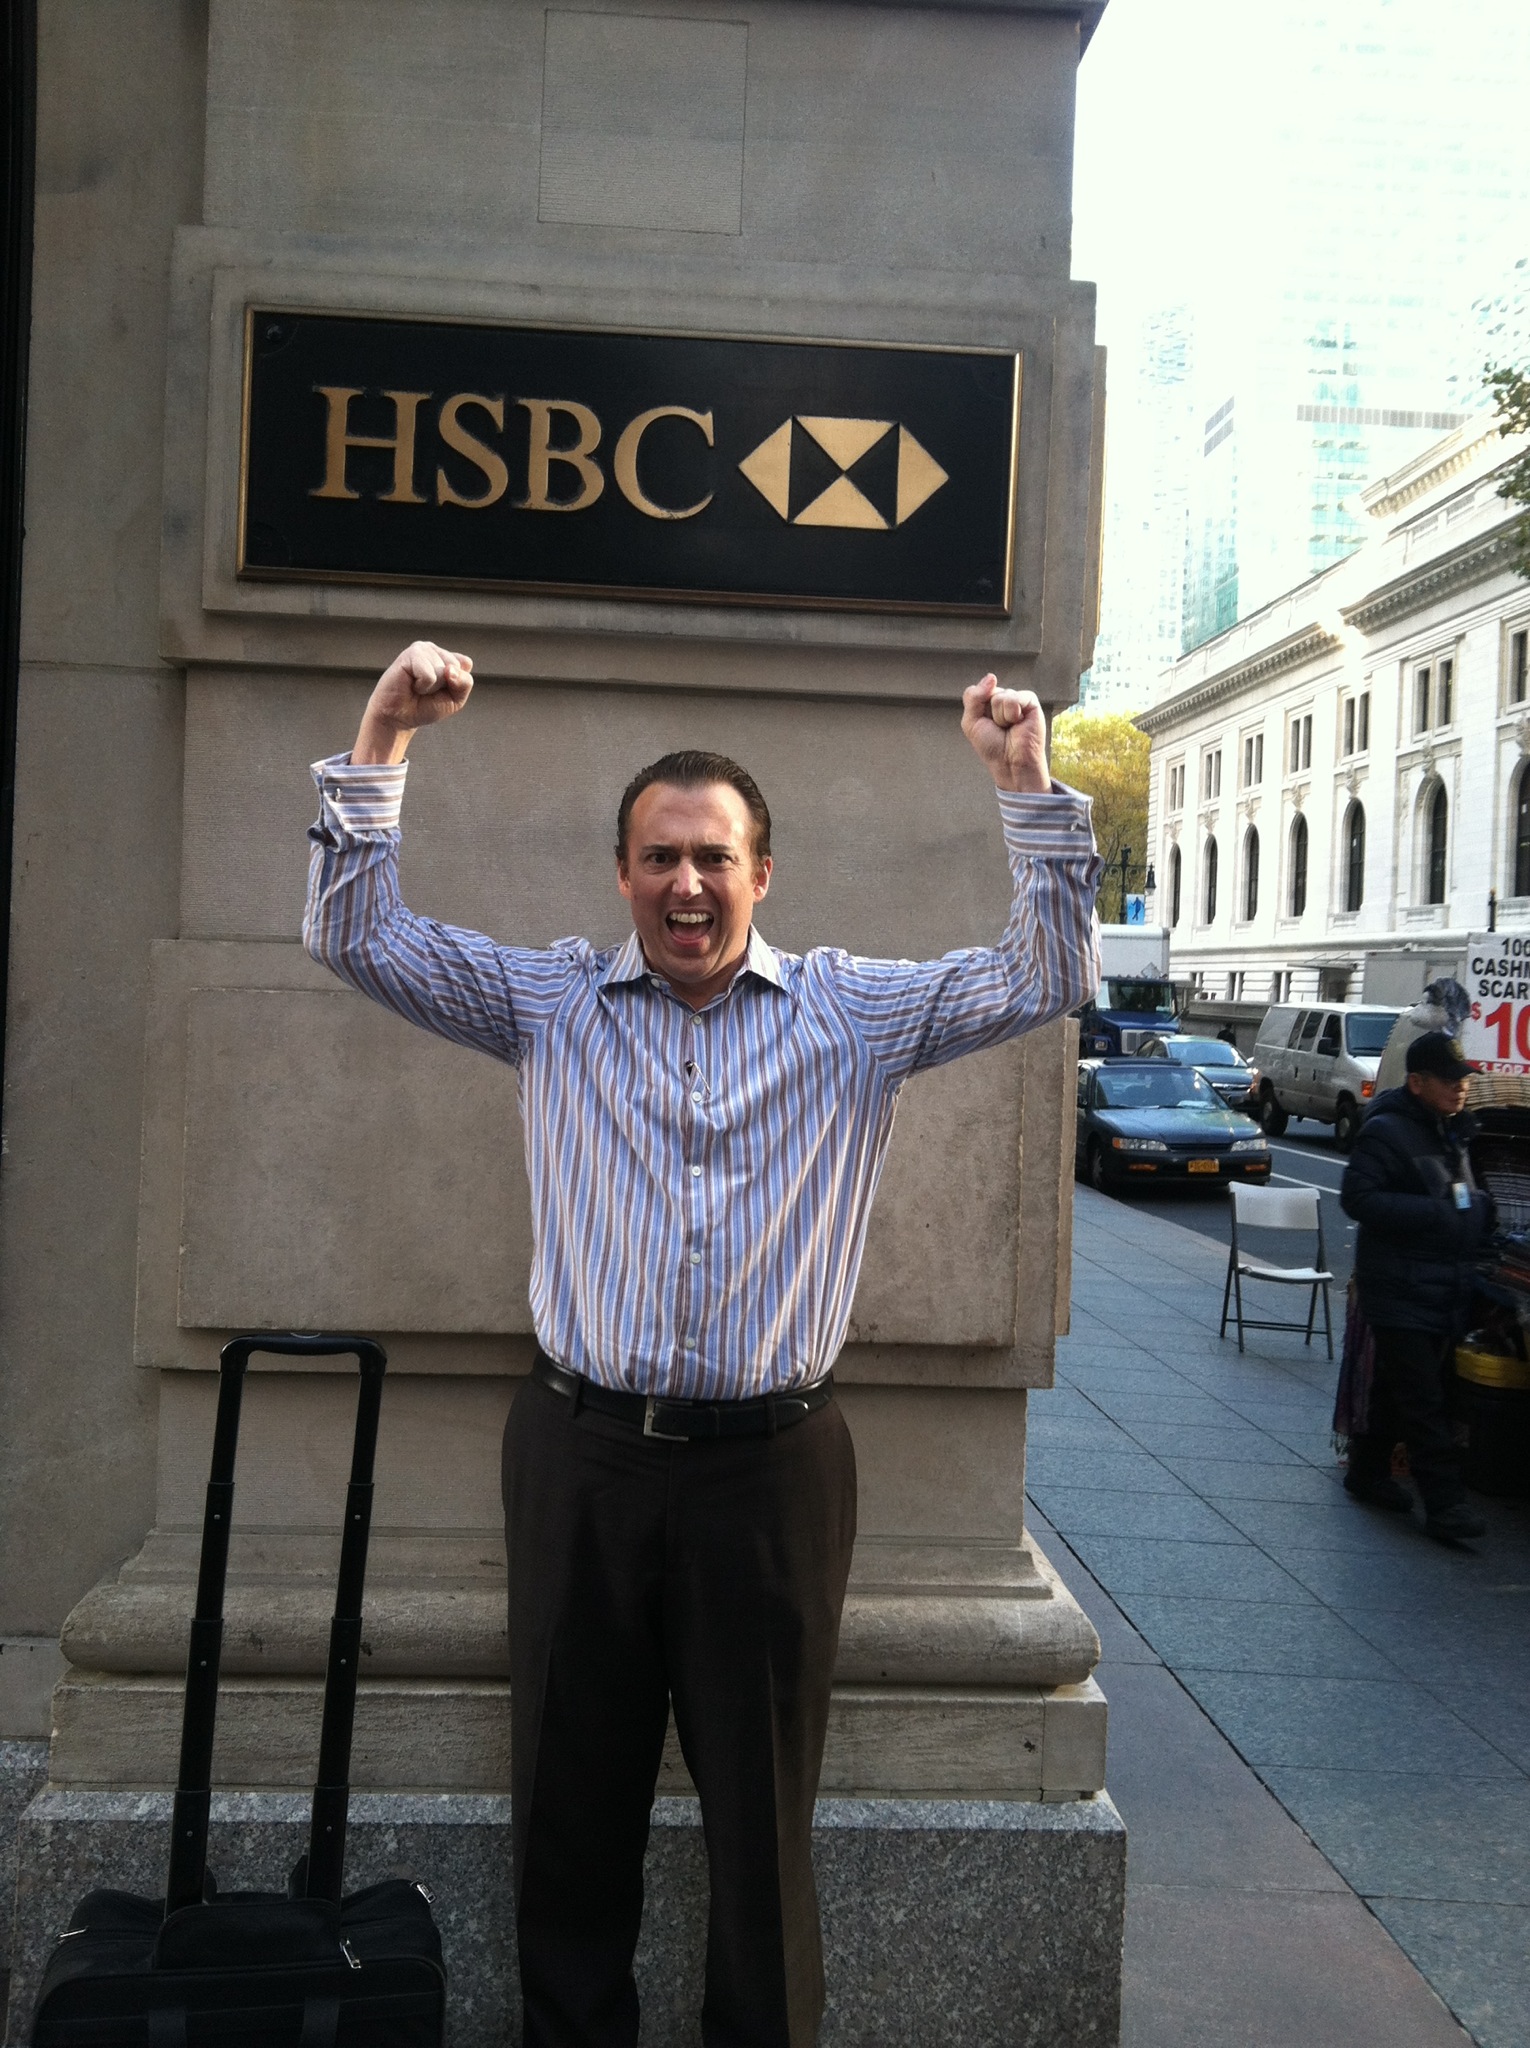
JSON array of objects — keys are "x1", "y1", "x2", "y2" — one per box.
[{"x1": 1086, "y1": 1117, "x2": 1358, "y2": 1294}]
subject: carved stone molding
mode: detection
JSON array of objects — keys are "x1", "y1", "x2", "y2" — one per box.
[
  {"x1": 1340, "y1": 520, "x2": 1519, "y2": 633},
  {"x1": 1137, "y1": 625, "x2": 1343, "y2": 734}
]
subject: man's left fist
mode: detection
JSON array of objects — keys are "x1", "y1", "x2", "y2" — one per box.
[{"x1": 961, "y1": 673, "x2": 1050, "y2": 793}]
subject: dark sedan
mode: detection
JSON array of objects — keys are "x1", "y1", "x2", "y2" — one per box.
[
  {"x1": 1075, "y1": 1060, "x2": 1272, "y2": 1193},
  {"x1": 1136, "y1": 1033, "x2": 1260, "y2": 1110}
]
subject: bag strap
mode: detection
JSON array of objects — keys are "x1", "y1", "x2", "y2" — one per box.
[{"x1": 163, "y1": 1335, "x2": 387, "y2": 1915}]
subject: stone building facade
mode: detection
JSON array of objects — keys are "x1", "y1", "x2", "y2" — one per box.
[
  {"x1": 1140, "y1": 420, "x2": 1530, "y2": 1011},
  {"x1": 0, "y1": 4, "x2": 1124, "y2": 2040}
]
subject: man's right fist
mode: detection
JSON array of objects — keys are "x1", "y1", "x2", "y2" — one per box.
[{"x1": 352, "y1": 641, "x2": 474, "y2": 764}]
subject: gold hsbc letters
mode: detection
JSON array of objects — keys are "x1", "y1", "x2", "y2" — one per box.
[{"x1": 311, "y1": 386, "x2": 715, "y2": 521}]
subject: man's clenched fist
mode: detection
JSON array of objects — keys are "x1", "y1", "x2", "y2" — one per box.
[
  {"x1": 351, "y1": 642, "x2": 474, "y2": 766},
  {"x1": 961, "y1": 673, "x2": 1050, "y2": 794}
]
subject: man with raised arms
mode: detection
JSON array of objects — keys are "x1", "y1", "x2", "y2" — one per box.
[{"x1": 303, "y1": 641, "x2": 1101, "y2": 2048}]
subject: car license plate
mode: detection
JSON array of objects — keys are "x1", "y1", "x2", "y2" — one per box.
[{"x1": 1188, "y1": 1158, "x2": 1220, "y2": 1174}]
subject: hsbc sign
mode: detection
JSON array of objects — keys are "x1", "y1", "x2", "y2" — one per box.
[{"x1": 238, "y1": 310, "x2": 1019, "y2": 614}]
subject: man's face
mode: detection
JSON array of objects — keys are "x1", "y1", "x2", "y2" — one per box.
[
  {"x1": 1408, "y1": 1070, "x2": 1470, "y2": 1117},
  {"x1": 617, "y1": 781, "x2": 771, "y2": 1007}
]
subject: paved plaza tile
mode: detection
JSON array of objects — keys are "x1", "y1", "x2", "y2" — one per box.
[
  {"x1": 1033, "y1": 1185, "x2": 1530, "y2": 2046},
  {"x1": 1026, "y1": 1505, "x2": 1472, "y2": 2048}
]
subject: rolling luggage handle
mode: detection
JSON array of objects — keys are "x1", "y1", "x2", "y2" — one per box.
[{"x1": 165, "y1": 1333, "x2": 388, "y2": 1917}]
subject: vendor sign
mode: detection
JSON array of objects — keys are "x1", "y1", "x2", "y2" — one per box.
[{"x1": 1462, "y1": 933, "x2": 1530, "y2": 1072}]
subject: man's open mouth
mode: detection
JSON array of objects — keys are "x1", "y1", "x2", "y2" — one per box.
[{"x1": 666, "y1": 911, "x2": 714, "y2": 937}]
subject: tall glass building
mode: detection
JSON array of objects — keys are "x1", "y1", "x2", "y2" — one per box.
[{"x1": 1081, "y1": 0, "x2": 1530, "y2": 697}]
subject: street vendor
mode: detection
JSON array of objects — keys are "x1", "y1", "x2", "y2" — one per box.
[{"x1": 1339, "y1": 1030, "x2": 1494, "y2": 1543}]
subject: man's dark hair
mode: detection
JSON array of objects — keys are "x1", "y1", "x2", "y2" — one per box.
[{"x1": 616, "y1": 750, "x2": 772, "y2": 866}]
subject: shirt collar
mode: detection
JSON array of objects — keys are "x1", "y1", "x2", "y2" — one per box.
[{"x1": 595, "y1": 924, "x2": 784, "y2": 998}]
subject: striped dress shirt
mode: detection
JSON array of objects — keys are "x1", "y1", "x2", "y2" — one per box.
[{"x1": 305, "y1": 754, "x2": 1101, "y2": 1398}]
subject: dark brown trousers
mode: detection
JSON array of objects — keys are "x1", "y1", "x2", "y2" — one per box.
[{"x1": 501, "y1": 1374, "x2": 857, "y2": 2048}]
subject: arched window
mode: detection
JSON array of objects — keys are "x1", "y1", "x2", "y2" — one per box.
[
  {"x1": 1242, "y1": 827, "x2": 1260, "y2": 920},
  {"x1": 1289, "y1": 814, "x2": 1308, "y2": 917},
  {"x1": 1514, "y1": 766, "x2": 1530, "y2": 897},
  {"x1": 1203, "y1": 837, "x2": 1218, "y2": 924},
  {"x1": 1426, "y1": 784, "x2": 1447, "y2": 905},
  {"x1": 1344, "y1": 802, "x2": 1365, "y2": 913},
  {"x1": 1168, "y1": 843, "x2": 1182, "y2": 928}
]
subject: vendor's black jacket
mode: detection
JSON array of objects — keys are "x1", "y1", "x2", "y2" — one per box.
[{"x1": 1340, "y1": 1085, "x2": 1494, "y2": 1332}]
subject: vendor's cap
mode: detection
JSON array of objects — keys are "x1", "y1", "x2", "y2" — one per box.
[{"x1": 1406, "y1": 1029, "x2": 1478, "y2": 1081}]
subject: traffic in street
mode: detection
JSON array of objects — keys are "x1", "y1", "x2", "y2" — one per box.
[{"x1": 1083, "y1": 1115, "x2": 1357, "y2": 1294}]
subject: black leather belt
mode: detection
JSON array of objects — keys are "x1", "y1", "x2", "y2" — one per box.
[{"x1": 532, "y1": 1350, "x2": 833, "y2": 1440}]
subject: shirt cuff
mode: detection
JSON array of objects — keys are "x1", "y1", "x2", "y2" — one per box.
[
  {"x1": 995, "y1": 779, "x2": 1096, "y2": 856},
  {"x1": 310, "y1": 751, "x2": 409, "y2": 837}
]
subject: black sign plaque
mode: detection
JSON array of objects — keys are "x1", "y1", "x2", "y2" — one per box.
[{"x1": 238, "y1": 310, "x2": 1019, "y2": 614}]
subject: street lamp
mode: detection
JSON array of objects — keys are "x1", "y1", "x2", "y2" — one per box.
[{"x1": 1116, "y1": 850, "x2": 1157, "y2": 923}]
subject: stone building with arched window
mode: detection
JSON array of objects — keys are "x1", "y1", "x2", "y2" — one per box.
[{"x1": 1140, "y1": 417, "x2": 1530, "y2": 1016}]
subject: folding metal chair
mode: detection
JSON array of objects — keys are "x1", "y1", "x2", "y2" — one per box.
[{"x1": 1219, "y1": 1183, "x2": 1335, "y2": 1356}]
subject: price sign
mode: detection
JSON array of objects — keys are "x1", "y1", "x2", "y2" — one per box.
[{"x1": 1462, "y1": 933, "x2": 1530, "y2": 1073}]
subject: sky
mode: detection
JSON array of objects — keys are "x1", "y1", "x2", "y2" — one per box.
[{"x1": 1072, "y1": 0, "x2": 1530, "y2": 361}]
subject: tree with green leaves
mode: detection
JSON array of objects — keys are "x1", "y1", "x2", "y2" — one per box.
[
  {"x1": 1486, "y1": 362, "x2": 1530, "y2": 580},
  {"x1": 1050, "y1": 709, "x2": 1151, "y2": 921}
]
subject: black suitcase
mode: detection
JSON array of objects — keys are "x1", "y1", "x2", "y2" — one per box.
[{"x1": 30, "y1": 1333, "x2": 448, "y2": 2047}]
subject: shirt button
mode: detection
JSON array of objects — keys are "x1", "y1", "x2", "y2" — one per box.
[
  {"x1": 690, "y1": 1165, "x2": 703, "y2": 1178},
  {"x1": 690, "y1": 1252, "x2": 702, "y2": 1266},
  {"x1": 692, "y1": 1090, "x2": 702, "y2": 1103},
  {"x1": 683, "y1": 1338, "x2": 697, "y2": 1351}
]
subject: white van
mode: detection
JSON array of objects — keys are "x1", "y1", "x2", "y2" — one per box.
[{"x1": 1251, "y1": 1002, "x2": 1403, "y2": 1148}]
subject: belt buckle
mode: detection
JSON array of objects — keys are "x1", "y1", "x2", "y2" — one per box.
[{"x1": 643, "y1": 1395, "x2": 691, "y2": 1441}]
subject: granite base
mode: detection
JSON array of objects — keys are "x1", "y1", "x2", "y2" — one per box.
[
  {"x1": 7, "y1": 1790, "x2": 1125, "y2": 2046},
  {"x1": 0, "y1": 1746, "x2": 48, "y2": 1974}
]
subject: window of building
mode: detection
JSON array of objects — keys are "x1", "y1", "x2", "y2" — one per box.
[
  {"x1": 1203, "y1": 749, "x2": 1222, "y2": 801},
  {"x1": 1242, "y1": 732, "x2": 1263, "y2": 788},
  {"x1": 1514, "y1": 763, "x2": 1530, "y2": 897},
  {"x1": 1509, "y1": 628, "x2": 1528, "y2": 706},
  {"x1": 1426, "y1": 783, "x2": 1448, "y2": 905},
  {"x1": 1438, "y1": 657, "x2": 1454, "y2": 727},
  {"x1": 1270, "y1": 969, "x2": 1292, "y2": 1002},
  {"x1": 1344, "y1": 801, "x2": 1365, "y2": 913},
  {"x1": 1414, "y1": 666, "x2": 1431, "y2": 734},
  {"x1": 1289, "y1": 713, "x2": 1312, "y2": 773},
  {"x1": 1339, "y1": 692, "x2": 1370, "y2": 759},
  {"x1": 1166, "y1": 761, "x2": 1185, "y2": 813},
  {"x1": 1242, "y1": 827, "x2": 1259, "y2": 919},
  {"x1": 1203, "y1": 837, "x2": 1218, "y2": 922},
  {"x1": 1289, "y1": 813, "x2": 1308, "y2": 917},
  {"x1": 1168, "y1": 843, "x2": 1182, "y2": 927}
]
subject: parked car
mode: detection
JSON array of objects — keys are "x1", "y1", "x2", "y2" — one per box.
[
  {"x1": 1250, "y1": 1001, "x2": 1402, "y2": 1148},
  {"x1": 1074, "y1": 1059, "x2": 1272, "y2": 1194},
  {"x1": 1136, "y1": 1034, "x2": 1259, "y2": 1110}
]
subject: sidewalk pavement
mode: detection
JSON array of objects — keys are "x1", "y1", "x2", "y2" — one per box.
[{"x1": 1033, "y1": 1186, "x2": 1530, "y2": 2048}]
